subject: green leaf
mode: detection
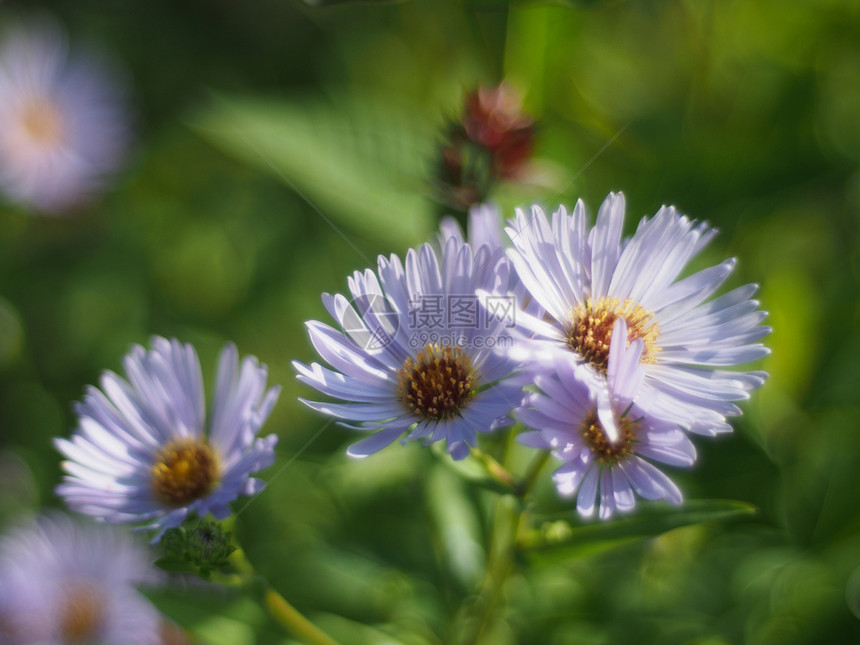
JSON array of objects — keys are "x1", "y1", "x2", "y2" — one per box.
[
  {"x1": 191, "y1": 93, "x2": 436, "y2": 250},
  {"x1": 520, "y1": 499, "x2": 758, "y2": 563}
]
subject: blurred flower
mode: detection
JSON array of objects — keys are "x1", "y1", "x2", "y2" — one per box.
[
  {"x1": 55, "y1": 338, "x2": 280, "y2": 539},
  {"x1": 0, "y1": 21, "x2": 130, "y2": 213},
  {"x1": 295, "y1": 228, "x2": 526, "y2": 460},
  {"x1": 517, "y1": 320, "x2": 695, "y2": 519},
  {"x1": 0, "y1": 513, "x2": 160, "y2": 645},
  {"x1": 506, "y1": 192, "x2": 770, "y2": 436},
  {"x1": 438, "y1": 84, "x2": 536, "y2": 209}
]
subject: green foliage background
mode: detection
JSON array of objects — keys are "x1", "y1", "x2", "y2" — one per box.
[{"x1": 1, "y1": 0, "x2": 859, "y2": 643}]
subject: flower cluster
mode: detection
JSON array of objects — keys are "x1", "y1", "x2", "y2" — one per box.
[{"x1": 297, "y1": 192, "x2": 770, "y2": 519}]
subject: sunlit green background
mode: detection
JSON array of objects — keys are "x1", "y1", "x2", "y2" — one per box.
[{"x1": 1, "y1": 0, "x2": 859, "y2": 643}]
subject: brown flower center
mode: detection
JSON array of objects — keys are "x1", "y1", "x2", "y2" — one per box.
[
  {"x1": 582, "y1": 410, "x2": 639, "y2": 463},
  {"x1": 152, "y1": 437, "x2": 219, "y2": 506},
  {"x1": 0, "y1": 612, "x2": 19, "y2": 643},
  {"x1": 397, "y1": 344, "x2": 475, "y2": 420},
  {"x1": 566, "y1": 297, "x2": 659, "y2": 372},
  {"x1": 59, "y1": 582, "x2": 104, "y2": 644}
]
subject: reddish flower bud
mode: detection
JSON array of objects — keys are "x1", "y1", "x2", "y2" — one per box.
[
  {"x1": 437, "y1": 83, "x2": 536, "y2": 209},
  {"x1": 463, "y1": 84, "x2": 535, "y2": 180}
]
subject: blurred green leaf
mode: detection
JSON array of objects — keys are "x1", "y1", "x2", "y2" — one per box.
[
  {"x1": 426, "y1": 463, "x2": 485, "y2": 588},
  {"x1": 311, "y1": 612, "x2": 420, "y2": 645},
  {"x1": 145, "y1": 587, "x2": 290, "y2": 645},
  {"x1": 192, "y1": 93, "x2": 436, "y2": 250},
  {"x1": 520, "y1": 499, "x2": 758, "y2": 563},
  {"x1": 0, "y1": 296, "x2": 24, "y2": 369}
]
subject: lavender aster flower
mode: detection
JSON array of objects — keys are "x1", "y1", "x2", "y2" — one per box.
[
  {"x1": 55, "y1": 338, "x2": 280, "y2": 539},
  {"x1": 441, "y1": 203, "x2": 523, "y2": 287},
  {"x1": 0, "y1": 514, "x2": 160, "y2": 645},
  {"x1": 0, "y1": 21, "x2": 129, "y2": 213},
  {"x1": 294, "y1": 230, "x2": 525, "y2": 460},
  {"x1": 506, "y1": 192, "x2": 770, "y2": 436},
  {"x1": 440, "y1": 203, "x2": 545, "y2": 322},
  {"x1": 439, "y1": 204, "x2": 507, "y2": 258},
  {"x1": 517, "y1": 319, "x2": 696, "y2": 519}
]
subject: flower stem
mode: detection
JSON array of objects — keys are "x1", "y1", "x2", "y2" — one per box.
[
  {"x1": 264, "y1": 587, "x2": 342, "y2": 645},
  {"x1": 518, "y1": 451, "x2": 550, "y2": 499},
  {"x1": 460, "y1": 495, "x2": 520, "y2": 644},
  {"x1": 458, "y1": 432, "x2": 524, "y2": 644},
  {"x1": 470, "y1": 446, "x2": 518, "y2": 492},
  {"x1": 229, "y1": 546, "x2": 341, "y2": 645}
]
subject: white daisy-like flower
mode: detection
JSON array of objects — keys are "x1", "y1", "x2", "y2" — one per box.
[
  {"x1": 0, "y1": 514, "x2": 160, "y2": 645},
  {"x1": 517, "y1": 319, "x2": 696, "y2": 519},
  {"x1": 506, "y1": 192, "x2": 770, "y2": 436},
  {"x1": 0, "y1": 21, "x2": 129, "y2": 213},
  {"x1": 294, "y1": 228, "x2": 526, "y2": 460},
  {"x1": 55, "y1": 337, "x2": 280, "y2": 539}
]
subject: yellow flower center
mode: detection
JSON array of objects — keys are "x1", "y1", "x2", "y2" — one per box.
[
  {"x1": 566, "y1": 297, "x2": 659, "y2": 372},
  {"x1": 397, "y1": 344, "x2": 475, "y2": 420},
  {"x1": 152, "y1": 437, "x2": 220, "y2": 507},
  {"x1": 19, "y1": 96, "x2": 65, "y2": 147},
  {"x1": 59, "y1": 582, "x2": 104, "y2": 644},
  {"x1": 581, "y1": 410, "x2": 639, "y2": 463}
]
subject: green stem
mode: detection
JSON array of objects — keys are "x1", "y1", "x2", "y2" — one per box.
[
  {"x1": 459, "y1": 431, "x2": 522, "y2": 644},
  {"x1": 461, "y1": 495, "x2": 520, "y2": 645},
  {"x1": 518, "y1": 451, "x2": 550, "y2": 499},
  {"x1": 229, "y1": 547, "x2": 342, "y2": 645},
  {"x1": 265, "y1": 588, "x2": 342, "y2": 645},
  {"x1": 470, "y1": 446, "x2": 518, "y2": 492}
]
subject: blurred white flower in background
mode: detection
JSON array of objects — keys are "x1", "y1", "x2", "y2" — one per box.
[{"x1": 0, "y1": 20, "x2": 130, "y2": 214}]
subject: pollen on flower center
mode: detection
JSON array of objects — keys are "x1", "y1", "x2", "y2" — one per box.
[
  {"x1": 397, "y1": 344, "x2": 476, "y2": 420},
  {"x1": 19, "y1": 96, "x2": 65, "y2": 147},
  {"x1": 582, "y1": 410, "x2": 639, "y2": 463},
  {"x1": 566, "y1": 297, "x2": 659, "y2": 371},
  {"x1": 151, "y1": 437, "x2": 219, "y2": 507},
  {"x1": 59, "y1": 582, "x2": 104, "y2": 644}
]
